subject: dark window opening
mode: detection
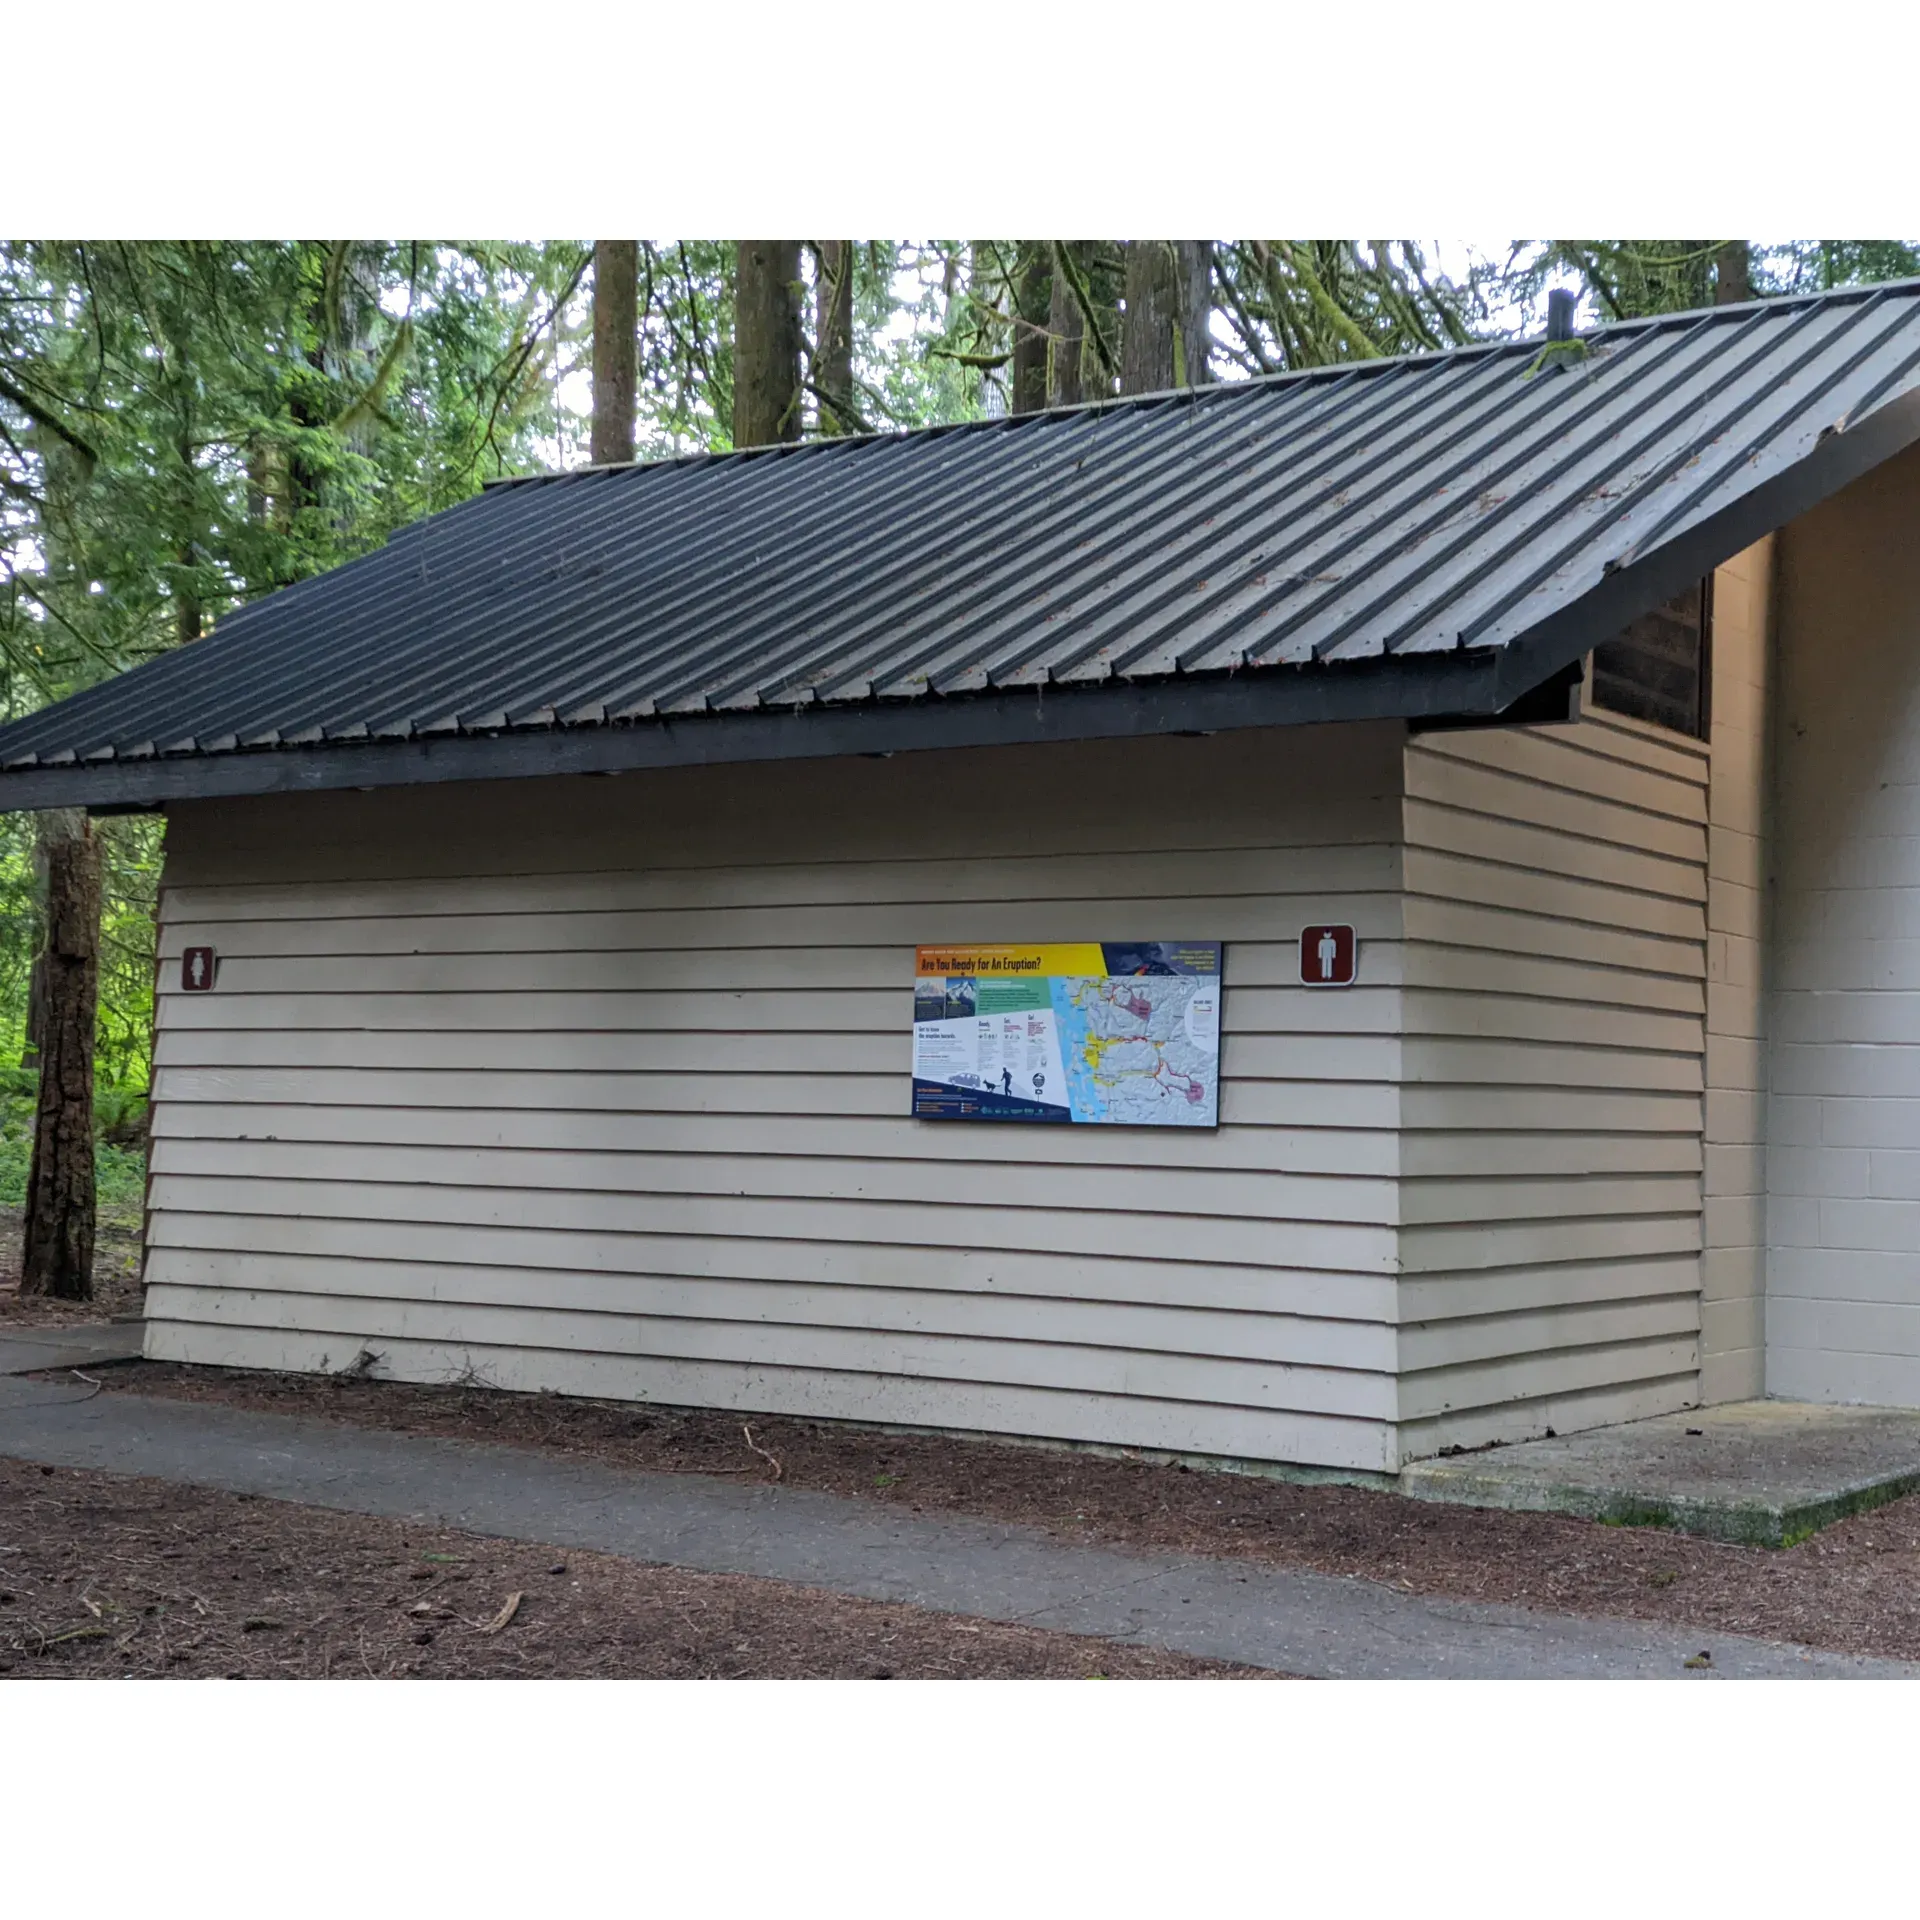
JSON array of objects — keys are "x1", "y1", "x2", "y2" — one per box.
[{"x1": 1590, "y1": 578, "x2": 1713, "y2": 739}]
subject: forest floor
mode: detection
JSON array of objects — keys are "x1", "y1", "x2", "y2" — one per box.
[
  {"x1": 0, "y1": 1208, "x2": 145, "y2": 1329},
  {"x1": 93, "y1": 1362, "x2": 1920, "y2": 1667},
  {"x1": 0, "y1": 1456, "x2": 1258, "y2": 1680}
]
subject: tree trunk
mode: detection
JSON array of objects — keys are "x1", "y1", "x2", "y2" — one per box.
[
  {"x1": 21, "y1": 808, "x2": 101, "y2": 1301},
  {"x1": 733, "y1": 241, "x2": 803, "y2": 448},
  {"x1": 1011, "y1": 243, "x2": 1052, "y2": 414},
  {"x1": 23, "y1": 953, "x2": 47, "y2": 1068},
  {"x1": 177, "y1": 538, "x2": 203, "y2": 643},
  {"x1": 1046, "y1": 243, "x2": 1087, "y2": 406},
  {"x1": 1121, "y1": 240, "x2": 1213, "y2": 395},
  {"x1": 591, "y1": 240, "x2": 638, "y2": 465},
  {"x1": 1177, "y1": 241, "x2": 1213, "y2": 387},
  {"x1": 1081, "y1": 243, "x2": 1123, "y2": 400},
  {"x1": 287, "y1": 247, "x2": 334, "y2": 530},
  {"x1": 1715, "y1": 242, "x2": 1752, "y2": 307},
  {"x1": 813, "y1": 242, "x2": 857, "y2": 434}
]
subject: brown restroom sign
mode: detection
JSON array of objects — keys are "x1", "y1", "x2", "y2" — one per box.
[
  {"x1": 1300, "y1": 924, "x2": 1356, "y2": 987},
  {"x1": 181, "y1": 946, "x2": 217, "y2": 992}
]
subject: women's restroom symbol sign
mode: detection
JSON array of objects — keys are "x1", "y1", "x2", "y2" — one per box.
[
  {"x1": 1299, "y1": 924, "x2": 1356, "y2": 987},
  {"x1": 181, "y1": 946, "x2": 217, "y2": 991}
]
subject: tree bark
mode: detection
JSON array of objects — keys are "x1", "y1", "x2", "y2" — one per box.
[
  {"x1": 733, "y1": 241, "x2": 803, "y2": 448},
  {"x1": 1121, "y1": 240, "x2": 1213, "y2": 394},
  {"x1": 1178, "y1": 241, "x2": 1213, "y2": 387},
  {"x1": 176, "y1": 537, "x2": 203, "y2": 643},
  {"x1": 591, "y1": 240, "x2": 638, "y2": 465},
  {"x1": 1715, "y1": 242, "x2": 1752, "y2": 307},
  {"x1": 1080, "y1": 243, "x2": 1122, "y2": 401},
  {"x1": 21, "y1": 808, "x2": 101, "y2": 1301},
  {"x1": 1046, "y1": 243, "x2": 1087, "y2": 407},
  {"x1": 1011, "y1": 242, "x2": 1052, "y2": 414},
  {"x1": 287, "y1": 245, "x2": 334, "y2": 529},
  {"x1": 813, "y1": 242, "x2": 856, "y2": 434}
]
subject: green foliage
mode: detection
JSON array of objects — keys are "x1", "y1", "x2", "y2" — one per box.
[
  {"x1": 1476, "y1": 240, "x2": 1920, "y2": 328},
  {"x1": 0, "y1": 1073, "x2": 146, "y2": 1232},
  {"x1": 0, "y1": 241, "x2": 591, "y2": 698},
  {"x1": 870, "y1": 244, "x2": 999, "y2": 424},
  {"x1": 0, "y1": 812, "x2": 156, "y2": 1089},
  {"x1": 1213, "y1": 241, "x2": 1476, "y2": 372},
  {"x1": 1761, "y1": 241, "x2": 1920, "y2": 296}
]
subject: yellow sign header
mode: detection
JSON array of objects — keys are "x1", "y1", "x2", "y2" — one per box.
[{"x1": 915, "y1": 944, "x2": 1107, "y2": 978}]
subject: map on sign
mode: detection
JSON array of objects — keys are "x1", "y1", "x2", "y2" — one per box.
[{"x1": 912, "y1": 942, "x2": 1222, "y2": 1127}]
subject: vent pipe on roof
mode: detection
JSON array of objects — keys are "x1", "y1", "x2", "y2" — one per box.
[{"x1": 1546, "y1": 289, "x2": 1577, "y2": 343}]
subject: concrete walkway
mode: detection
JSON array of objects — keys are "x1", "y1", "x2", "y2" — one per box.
[
  {"x1": 0, "y1": 1373, "x2": 1908, "y2": 1679},
  {"x1": 0, "y1": 1323, "x2": 145, "y2": 1377}
]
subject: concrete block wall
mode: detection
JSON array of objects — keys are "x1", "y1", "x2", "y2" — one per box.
[{"x1": 1768, "y1": 442, "x2": 1920, "y2": 1404}]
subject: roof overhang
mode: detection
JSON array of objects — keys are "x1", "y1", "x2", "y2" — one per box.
[
  {"x1": 0, "y1": 643, "x2": 1532, "y2": 814},
  {"x1": 9, "y1": 299, "x2": 1920, "y2": 818}
]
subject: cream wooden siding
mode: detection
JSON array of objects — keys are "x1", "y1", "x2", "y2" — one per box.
[
  {"x1": 147, "y1": 726, "x2": 1410, "y2": 1474},
  {"x1": 1701, "y1": 542, "x2": 1775, "y2": 1402},
  {"x1": 1768, "y1": 443, "x2": 1920, "y2": 1405},
  {"x1": 1396, "y1": 706, "x2": 1709, "y2": 1455}
]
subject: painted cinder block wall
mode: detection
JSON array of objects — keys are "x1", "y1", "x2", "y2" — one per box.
[{"x1": 1768, "y1": 442, "x2": 1920, "y2": 1404}]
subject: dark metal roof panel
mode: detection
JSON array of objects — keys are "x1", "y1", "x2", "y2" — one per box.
[{"x1": 9, "y1": 280, "x2": 1920, "y2": 803}]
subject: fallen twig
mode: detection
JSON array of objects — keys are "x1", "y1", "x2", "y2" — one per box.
[
  {"x1": 39, "y1": 1624, "x2": 110, "y2": 1649},
  {"x1": 742, "y1": 1425, "x2": 784, "y2": 1482},
  {"x1": 477, "y1": 1591, "x2": 523, "y2": 1636}
]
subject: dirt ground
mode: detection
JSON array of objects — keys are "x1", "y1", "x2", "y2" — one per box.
[
  {"x1": 0, "y1": 1212, "x2": 144, "y2": 1328},
  {"x1": 97, "y1": 1360, "x2": 1920, "y2": 1665},
  {"x1": 0, "y1": 1457, "x2": 1262, "y2": 1680}
]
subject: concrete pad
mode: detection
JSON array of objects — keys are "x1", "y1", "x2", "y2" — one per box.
[
  {"x1": 0, "y1": 1323, "x2": 146, "y2": 1377},
  {"x1": 1401, "y1": 1400, "x2": 1920, "y2": 1547},
  {"x1": 0, "y1": 1379, "x2": 1909, "y2": 1678}
]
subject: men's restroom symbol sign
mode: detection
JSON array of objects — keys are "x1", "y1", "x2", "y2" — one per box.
[
  {"x1": 1299, "y1": 924, "x2": 1356, "y2": 988},
  {"x1": 181, "y1": 946, "x2": 217, "y2": 992}
]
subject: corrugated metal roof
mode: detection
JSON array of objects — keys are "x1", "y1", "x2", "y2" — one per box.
[{"x1": 10, "y1": 279, "x2": 1920, "y2": 809}]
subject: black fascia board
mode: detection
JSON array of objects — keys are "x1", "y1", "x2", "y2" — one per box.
[{"x1": 0, "y1": 647, "x2": 1513, "y2": 814}]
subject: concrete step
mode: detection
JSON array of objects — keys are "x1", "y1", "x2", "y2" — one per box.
[{"x1": 1402, "y1": 1399, "x2": 1920, "y2": 1547}]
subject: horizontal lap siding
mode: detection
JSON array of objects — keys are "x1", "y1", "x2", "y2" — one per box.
[
  {"x1": 1397, "y1": 708, "x2": 1709, "y2": 1454},
  {"x1": 1768, "y1": 445, "x2": 1920, "y2": 1405},
  {"x1": 148, "y1": 726, "x2": 1407, "y2": 1473}
]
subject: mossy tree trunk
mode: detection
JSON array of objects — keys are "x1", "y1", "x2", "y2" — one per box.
[
  {"x1": 1045, "y1": 243, "x2": 1087, "y2": 406},
  {"x1": 21, "y1": 808, "x2": 102, "y2": 1301},
  {"x1": 1011, "y1": 242, "x2": 1051, "y2": 414},
  {"x1": 1121, "y1": 241, "x2": 1213, "y2": 395},
  {"x1": 732, "y1": 241, "x2": 803, "y2": 449},
  {"x1": 1715, "y1": 243, "x2": 1752, "y2": 307},
  {"x1": 591, "y1": 241, "x2": 638, "y2": 465},
  {"x1": 813, "y1": 242, "x2": 857, "y2": 434}
]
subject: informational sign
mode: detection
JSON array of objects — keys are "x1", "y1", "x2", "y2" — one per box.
[
  {"x1": 1299, "y1": 924, "x2": 1356, "y2": 987},
  {"x1": 912, "y1": 942, "x2": 1222, "y2": 1127},
  {"x1": 181, "y1": 946, "x2": 217, "y2": 992}
]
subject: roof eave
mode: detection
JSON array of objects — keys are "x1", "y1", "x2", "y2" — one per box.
[
  {"x1": 12, "y1": 360, "x2": 1920, "y2": 819},
  {"x1": 1496, "y1": 377, "x2": 1920, "y2": 692},
  {"x1": 0, "y1": 649, "x2": 1518, "y2": 814}
]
